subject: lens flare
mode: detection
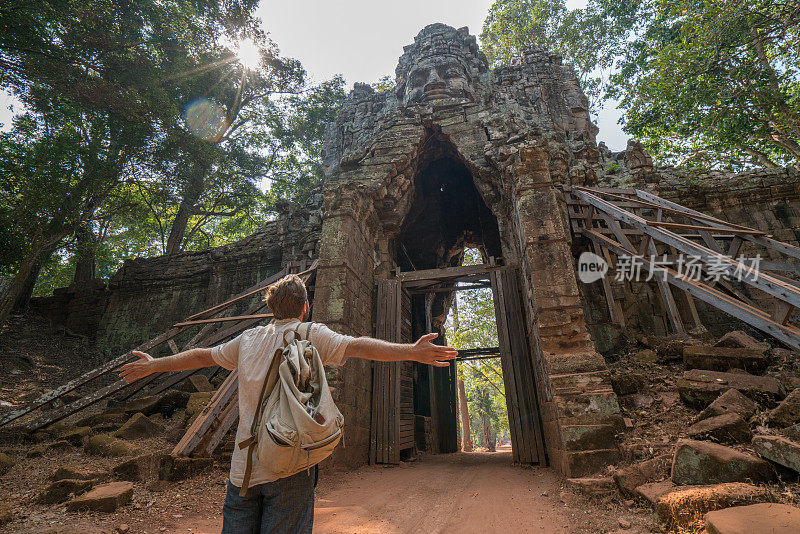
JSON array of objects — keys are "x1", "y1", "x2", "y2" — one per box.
[
  {"x1": 237, "y1": 38, "x2": 260, "y2": 70},
  {"x1": 184, "y1": 98, "x2": 227, "y2": 141}
]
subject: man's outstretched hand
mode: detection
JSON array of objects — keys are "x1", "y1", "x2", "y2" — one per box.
[
  {"x1": 412, "y1": 333, "x2": 458, "y2": 367},
  {"x1": 118, "y1": 351, "x2": 156, "y2": 383}
]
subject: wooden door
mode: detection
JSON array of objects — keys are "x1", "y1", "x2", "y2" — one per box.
[
  {"x1": 370, "y1": 279, "x2": 414, "y2": 464},
  {"x1": 490, "y1": 267, "x2": 546, "y2": 464}
]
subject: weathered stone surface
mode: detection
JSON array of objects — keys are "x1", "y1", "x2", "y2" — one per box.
[
  {"x1": 686, "y1": 413, "x2": 752, "y2": 444},
  {"x1": 39, "y1": 478, "x2": 95, "y2": 504},
  {"x1": 704, "y1": 503, "x2": 800, "y2": 534},
  {"x1": 781, "y1": 423, "x2": 800, "y2": 441},
  {"x1": 113, "y1": 412, "x2": 164, "y2": 440},
  {"x1": 671, "y1": 439, "x2": 773, "y2": 485},
  {"x1": 0, "y1": 452, "x2": 13, "y2": 475},
  {"x1": 75, "y1": 411, "x2": 128, "y2": 431},
  {"x1": 611, "y1": 373, "x2": 645, "y2": 396},
  {"x1": 678, "y1": 370, "x2": 783, "y2": 409},
  {"x1": 179, "y1": 374, "x2": 214, "y2": 393},
  {"x1": 123, "y1": 390, "x2": 189, "y2": 417},
  {"x1": 46, "y1": 439, "x2": 72, "y2": 451},
  {"x1": 66, "y1": 481, "x2": 134, "y2": 512},
  {"x1": 0, "y1": 504, "x2": 12, "y2": 526},
  {"x1": 656, "y1": 338, "x2": 696, "y2": 362},
  {"x1": 566, "y1": 477, "x2": 617, "y2": 497},
  {"x1": 767, "y1": 388, "x2": 800, "y2": 428},
  {"x1": 112, "y1": 452, "x2": 167, "y2": 482},
  {"x1": 84, "y1": 434, "x2": 137, "y2": 457},
  {"x1": 715, "y1": 331, "x2": 770, "y2": 351},
  {"x1": 656, "y1": 483, "x2": 772, "y2": 530},
  {"x1": 634, "y1": 480, "x2": 675, "y2": 505},
  {"x1": 630, "y1": 349, "x2": 657, "y2": 364},
  {"x1": 683, "y1": 345, "x2": 768, "y2": 375},
  {"x1": 158, "y1": 456, "x2": 213, "y2": 481},
  {"x1": 613, "y1": 454, "x2": 671, "y2": 497},
  {"x1": 695, "y1": 389, "x2": 758, "y2": 422},
  {"x1": 752, "y1": 435, "x2": 800, "y2": 473},
  {"x1": 185, "y1": 392, "x2": 214, "y2": 427},
  {"x1": 52, "y1": 466, "x2": 109, "y2": 482},
  {"x1": 60, "y1": 426, "x2": 92, "y2": 446}
]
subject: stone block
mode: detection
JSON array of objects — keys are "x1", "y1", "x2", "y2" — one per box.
[
  {"x1": 767, "y1": 388, "x2": 800, "y2": 428},
  {"x1": 561, "y1": 424, "x2": 617, "y2": 451},
  {"x1": 562, "y1": 448, "x2": 621, "y2": 478},
  {"x1": 613, "y1": 454, "x2": 671, "y2": 497},
  {"x1": 114, "y1": 413, "x2": 164, "y2": 440},
  {"x1": 634, "y1": 480, "x2": 674, "y2": 505},
  {"x1": 123, "y1": 390, "x2": 189, "y2": 417},
  {"x1": 75, "y1": 411, "x2": 127, "y2": 432},
  {"x1": 683, "y1": 345, "x2": 768, "y2": 375},
  {"x1": 671, "y1": 439, "x2": 773, "y2": 485},
  {"x1": 715, "y1": 331, "x2": 769, "y2": 351},
  {"x1": 52, "y1": 466, "x2": 110, "y2": 482},
  {"x1": 66, "y1": 481, "x2": 134, "y2": 512},
  {"x1": 686, "y1": 413, "x2": 752, "y2": 444},
  {"x1": 185, "y1": 392, "x2": 214, "y2": 427},
  {"x1": 629, "y1": 349, "x2": 658, "y2": 364},
  {"x1": 695, "y1": 389, "x2": 758, "y2": 422},
  {"x1": 611, "y1": 373, "x2": 645, "y2": 396},
  {"x1": 752, "y1": 435, "x2": 800, "y2": 474},
  {"x1": 0, "y1": 452, "x2": 13, "y2": 475},
  {"x1": 677, "y1": 370, "x2": 783, "y2": 409},
  {"x1": 113, "y1": 452, "x2": 167, "y2": 482},
  {"x1": 656, "y1": 483, "x2": 772, "y2": 530},
  {"x1": 38, "y1": 478, "x2": 95, "y2": 504},
  {"x1": 158, "y1": 456, "x2": 213, "y2": 481},
  {"x1": 704, "y1": 503, "x2": 800, "y2": 534},
  {"x1": 780, "y1": 423, "x2": 800, "y2": 441},
  {"x1": 84, "y1": 434, "x2": 137, "y2": 457},
  {"x1": 179, "y1": 374, "x2": 214, "y2": 393},
  {"x1": 59, "y1": 426, "x2": 92, "y2": 446}
]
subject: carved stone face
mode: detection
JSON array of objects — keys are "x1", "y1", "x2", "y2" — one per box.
[{"x1": 400, "y1": 55, "x2": 475, "y2": 104}]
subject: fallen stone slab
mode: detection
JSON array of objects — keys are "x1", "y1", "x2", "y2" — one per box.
[
  {"x1": 84, "y1": 434, "x2": 137, "y2": 457},
  {"x1": 0, "y1": 452, "x2": 13, "y2": 475},
  {"x1": 113, "y1": 412, "x2": 165, "y2": 440},
  {"x1": 687, "y1": 413, "x2": 752, "y2": 444},
  {"x1": 566, "y1": 477, "x2": 617, "y2": 497},
  {"x1": 123, "y1": 390, "x2": 189, "y2": 417},
  {"x1": 683, "y1": 345, "x2": 768, "y2": 375},
  {"x1": 158, "y1": 456, "x2": 213, "y2": 481},
  {"x1": 613, "y1": 454, "x2": 671, "y2": 498},
  {"x1": 715, "y1": 331, "x2": 770, "y2": 351},
  {"x1": 112, "y1": 452, "x2": 167, "y2": 482},
  {"x1": 655, "y1": 482, "x2": 772, "y2": 530},
  {"x1": 60, "y1": 426, "x2": 92, "y2": 446},
  {"x1": 185, "y1": 392, "x2": 214, "y2": 427},
  {"x1": 75, "y1": 411, "x2": 128, "y2": 432},
  {"x1": 753, "y1": 435, "x2": 800, "y2": 474},
  {"x1": 767, "y1": 388, "x2": 800, "y2": 428},
  {"x1": 634, "y1": 480, "x2": 675, "y2": 505},
  {"x1": 52, "y1": 466, "x2": 110, "y2": 482},
  {"x1": 179, "y1": 374, "x2": 214, "y2": 393},
  {"x1": 611, "y1": 373, "x2": 646, "y2": 396},
  {"x1": 677, "y1": 370, "x2": 783, "y2": 409},
  {"x1": 704, "y1": 502, "x2": 800, "y2": 534},
  {"x1": 695, "y1": 389, "x2": 758, "y2": 423},
  {"x1": 781, "y1": 423, "x2": 800, "y2": 441},
  {"x1": 671, "y1": 439, "x2": 773, "y2": 485},
  {"x1": 66, "y1": 481, "x2": 133, "y2": 513},
  {"x1": 38, "y1": 478, "x2": 95, "y2": 504},
  {"x1": 656, "y1": 338, "x2": 698, "y2": 362}
]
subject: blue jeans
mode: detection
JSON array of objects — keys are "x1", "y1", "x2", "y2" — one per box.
[{"x1": 221, "y1": 466, "x2": 318, "y2": 534}]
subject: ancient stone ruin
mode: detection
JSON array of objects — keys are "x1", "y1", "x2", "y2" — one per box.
[{"x1": 9, "y1": 23, "x2": 800, "y2": 532}]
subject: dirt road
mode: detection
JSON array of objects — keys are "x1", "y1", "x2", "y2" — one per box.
[{"x1": 314, "y1": 448, "x2": 583, "y2": 534}]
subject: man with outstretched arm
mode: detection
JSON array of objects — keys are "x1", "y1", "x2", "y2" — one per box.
[{"x1": 119, "y1": 273, "x2": 457, "y2": 534}]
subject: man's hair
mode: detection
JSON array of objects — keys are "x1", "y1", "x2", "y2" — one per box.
[{"x1": 264, "y1": 274, "x2": 308, "y2": 319}]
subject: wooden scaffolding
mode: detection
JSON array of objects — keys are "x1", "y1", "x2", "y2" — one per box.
[
  {"x1": 0, "y1": 259, "x2": 317, "y2": 458},
  {"x1": 565, "y1": 186, "x2": 800, "y2": 350}
]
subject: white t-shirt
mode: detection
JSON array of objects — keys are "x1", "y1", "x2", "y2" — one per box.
[{"x1": 210, "y1": 317, "x2": 353, "y2": 488}]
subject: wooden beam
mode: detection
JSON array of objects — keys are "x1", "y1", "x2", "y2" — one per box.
[
  {"x1": 173, "y1": 313, "x2": 273, "y2": 327},
  {"x1": 395, "y1": 263, "x2": 506, "y2": 283}
]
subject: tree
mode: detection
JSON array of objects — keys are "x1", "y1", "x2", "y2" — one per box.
[
  {"x1": 481, "y1": 0, "x2": 622, "y2": 110},
  {"x1": 602, "y1": 0, "x2": 800, "y2": 169},
  {"x1": 0, "y1": 0, "x2": 265, "y2": 323}
]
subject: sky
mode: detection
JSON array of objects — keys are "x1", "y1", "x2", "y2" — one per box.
[{"x1": 1, "y1": 0, "x2": 628, "y2": 149}]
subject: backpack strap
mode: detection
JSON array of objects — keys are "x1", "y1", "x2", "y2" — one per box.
[
  {"x1": 237, "y1": 346, "x2": 282, "y2": 497},
  {"x1": 297, "y1": 322, "x2": 312, "y2": 341}
]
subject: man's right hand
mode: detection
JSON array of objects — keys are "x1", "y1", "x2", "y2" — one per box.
[
  {"x1": 118, "y1": 350, "x2": 157, "y2": 383},
  {"x1": 411, "y1": 333, "x2": 458, "y2": 367}
]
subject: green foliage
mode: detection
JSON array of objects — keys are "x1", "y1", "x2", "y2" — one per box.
[
  {"x1": 481, "y1": 0, "x2": 622, "y2": 110},
  {"x1": 602, "y1": 0, "x2": 800, "y2": 169}
]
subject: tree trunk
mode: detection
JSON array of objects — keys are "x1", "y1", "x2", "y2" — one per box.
[
  {"x1": 457, "y1": 377, "x2": 473, "y2": 452},
  {"x1": 73, "y1": 223, "x2": 97, "y2": 286},
  {"x1": 480, "y1": 409, "x2": 495, "y2": 452},
  {"x1": 165, "y1": 170, "x2": 205, "y2": 255},
  {"x1": 0, "y1": 245, "x2": 54, "y2": 325}
]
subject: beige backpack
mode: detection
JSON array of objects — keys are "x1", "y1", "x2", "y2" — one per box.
[{"x1": 237, "y1": 323, "x2": 344, "y2": 496}]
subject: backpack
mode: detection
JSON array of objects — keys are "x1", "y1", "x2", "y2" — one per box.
[{"x1": 237, "y1": 322, "x2": 344, "y2": 496}]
